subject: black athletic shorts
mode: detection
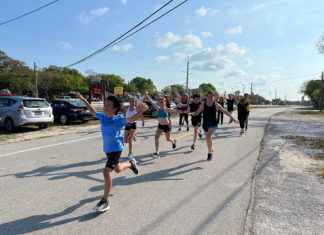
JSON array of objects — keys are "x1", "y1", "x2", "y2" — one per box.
[
  {"x1": 191, "y1": 116, "x2": 201, "y2": 127},
  {"x1": 158, "y1": 123, "x2": 171, "y2": 133},
  {"x1": 125, "y1": 122, "x2": 137, "y2": 131},
  {"x1": 168, "y1": 112, "x2": 171, "y2": 117},
  {"x1": 105, "y1": 151, "x2": 122, "y2": 169},
  {"x1": 246, "y1": 111, "x2": 250, "y2": 118}
]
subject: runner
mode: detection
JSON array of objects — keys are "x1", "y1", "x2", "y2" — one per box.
[
  {"x1": 125, "y1": 91, "x2": 145, "y2": 127},
  {"x1": 75, "y1": 92, "x2": 148, "y2": 212},
  {"x1": 178, "y1": 93, "x2": 190, "y2": 131},
  {"x1": 164, "y1": 88, "x2": 173, "y2": 127},
  {"x1": 234, "y1": 95, "x2": 248, "y2": 135},
  {"x1": 189, "y1": 94, "x2": 203, "y2": 150},
  {"x1": 123, "y1": 97, "x2": 137, "y2": 160},
  {"x1": 191, "y1": 91, "x2": 238, "y2": 160},
  {"x1": 243, "y1": 93, "x2": 258, "y2": 131},
  {"x1": 217, "y1": 96, "x2": 225, "y2": 125},
  {"x1": 225, "y1": 92, "x2": 235, "y2": 123},
  {"x1": 144, "y1": 91, "x2": 186, "y2": 158}
]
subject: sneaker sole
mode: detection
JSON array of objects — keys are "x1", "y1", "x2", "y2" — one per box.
[{"x1": 93, "y1": 205, "x2": 110, "y2": 212}]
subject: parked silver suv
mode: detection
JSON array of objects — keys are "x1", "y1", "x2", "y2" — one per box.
[{"x1": 0, "y1": 96, "x2": 54, "y2": 132}]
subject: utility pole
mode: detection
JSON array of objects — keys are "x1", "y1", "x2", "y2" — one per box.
[
  {"x1": 186, "y1": 58, "x2": 189, "y2": 94},
  {"x1": 250, "y1": 82, "x2": 253, "y2": 94},
  {"x1": 242, "y1": 83, "x2": 245, "y2": 94},
  {"x1": 319, "y1": 71, "x2": 323, "y2": 112},
  {"x1": 34, "y1": 62, "x2": 38, "y2": 97}
]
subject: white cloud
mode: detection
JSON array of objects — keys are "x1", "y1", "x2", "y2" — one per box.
[
  {"x1": 154, "y1": 53, "x2": 187, "y2": 63},
  {"x1": 225, "y1": 26, "x2": 243, "y2": 35},
  {"x1": 120, "y1": 0, "x2": 128, "y2": 4},
  {"x1": 156, "y1": 32, "x2": 202, "y2": 51},
  {"x1": 201, "y1": 32, "x2": 213, "y2": 38},
  {"x1": 195, "y1": 6, "x2": 220, "y2": 17},
  {"x1": 58, "y1": 41, "x2": 72, "y2": 50},
  {"x1": 77, "y1": 7, "x2": 109, "y2": 25},
  {"x1": 243, "y1": 58, "x2": 254, "y2": 66},
  {"x1": 113, "y1": 43, "x2": 133, "y2": 52}
]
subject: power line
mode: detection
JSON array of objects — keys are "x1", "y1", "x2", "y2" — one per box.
[
  {"x1": 66, "y1": 0, "x2": 188, "y2": 68},
  {"x1": 0, "y1": 0, "x2": 59, "y2": 26}
]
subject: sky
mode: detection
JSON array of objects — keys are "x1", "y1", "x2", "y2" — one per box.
[{"x1": 1, "y1": 0, "x2": 324, "y2": 101}]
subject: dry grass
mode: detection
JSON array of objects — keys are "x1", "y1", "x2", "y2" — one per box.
[{"x1": 295, "y1": 111, "x2": 324, "y2": 116}]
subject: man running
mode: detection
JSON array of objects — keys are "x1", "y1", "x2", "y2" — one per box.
[
  {"x1": 225, "y1": 92, "x2": 235, "y2": 123},
  {"x1": 189, "y1": 94, "x2": 203, "y2": 150}
]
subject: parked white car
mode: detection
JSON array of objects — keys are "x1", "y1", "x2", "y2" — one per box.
[{"x1": 0, "y1": 96, "x2": 54, "y2": 132}]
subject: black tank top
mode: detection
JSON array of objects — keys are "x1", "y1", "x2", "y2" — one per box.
[{"x1": 203, "y1": 102, "x2": 218, "y2": 128}]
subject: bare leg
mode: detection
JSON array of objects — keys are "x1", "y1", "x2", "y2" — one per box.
[
  {"x1": 155, "y1": 129, "x2": 163, "y2": 152},
  {"x1": 128, "y1": 129, "x2": 136, "y2": 153},
  {"x1": 205, "y1": 128, "x2": 216, "y2": 153},
  {"x1": 103, "y1": 167, "x2": 113, "y2": 200},
  {"x1": 193, "y1": 126, "x2": 199, "y2": 143},
  {"x1": 165, "y1": 132, "x2": 175, "y2": 143}
]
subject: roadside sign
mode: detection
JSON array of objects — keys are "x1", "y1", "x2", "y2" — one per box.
[{"x1": 114, "y1": 87, "x2": 123, "y2": 95}]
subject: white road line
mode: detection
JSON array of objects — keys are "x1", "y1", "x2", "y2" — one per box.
[{"x1": 0, "y1": 135, "x2": 100, "y2": 158}]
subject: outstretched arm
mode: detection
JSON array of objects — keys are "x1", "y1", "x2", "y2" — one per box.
[
  {"x1": 126, "y1": 102, "x2": 148, "y2": 123},
  {"x1": 216, "y1": 103, "x2": 238, "y2": 123},
  {"x1": 75, "y1": 92, "x2": 97, "y2": 117},
  {"x1": 191, "y1": 103, "x2": 204, "y2": 116}
]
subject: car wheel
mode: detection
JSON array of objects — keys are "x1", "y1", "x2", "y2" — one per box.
[
  {"x1": 5, "y1": 118, "x2": 15, "y2": 132},
  {"x1": 151, "y1": 110, "x2": 158, "y2": 118},
  {"x1": 39, "y1": 124, "x2": 48, "y2": 129},
  {"x1": 59, "y1": 114, "x2": 68, "y2": 124}
]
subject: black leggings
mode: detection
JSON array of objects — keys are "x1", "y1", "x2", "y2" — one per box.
[
  {"x1": 217, "y1": 110, "x2": 223, "y2": 124},
  {"x1": 179, "y1": 113, "x2": 188, "y2": 125},
  {"x1": 239, "y1": 117, "x2": 246, "y2": 129}
]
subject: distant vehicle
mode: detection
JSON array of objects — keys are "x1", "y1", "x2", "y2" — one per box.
[
  {"x1": 59, "y1": 96, "x2": 71, "y2": 100},
  {"x1": 51, "y1": 99, "x2": 94, "y2": 124},
  {"x1": 143, "y1": 100, "x2": 158, "y2": 118},
  {"x1": 0, "y1": 96, "x2": 53, "y2": 132}
]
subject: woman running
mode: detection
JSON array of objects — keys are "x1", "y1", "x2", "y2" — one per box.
[
  {"x1": 144, "y1": 91, "x2": 186, "y2": 158},
  {"x1": 234, "y1": 95, "x2": 248, "y2": 135},
  {"x1": 123, "y1": 97, "x2": 137, "y2": 160},
  {"x1": 225, "y1": 93, "x2": 235, "y2": 123},
  {"x1": 191, "y1": 91, "x2": 238, "y2": 161}
]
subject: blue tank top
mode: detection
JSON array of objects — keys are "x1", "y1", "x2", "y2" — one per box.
[{"x1": 158, "y1": 109, "x2": 168, "y2": 119}]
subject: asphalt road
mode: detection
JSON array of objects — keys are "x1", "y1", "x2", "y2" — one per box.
[{"x1": 0, "y1": 108, "x2": 285, "y2": 235}]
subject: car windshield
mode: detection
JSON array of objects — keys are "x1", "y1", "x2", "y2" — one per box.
[
  {"x1": 23, "y1": 100, "x2": 49, "y2": 108},
  {"x1": 66, "y1": 100, "x2": 86, "y2": 107}
]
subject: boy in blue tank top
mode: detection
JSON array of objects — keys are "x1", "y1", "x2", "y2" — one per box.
[{"x1": 75, "y1": 92, "x2": 148, "y2": 212}]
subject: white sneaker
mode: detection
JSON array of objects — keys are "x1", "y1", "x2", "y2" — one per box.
[{"x1": 128, "y1": 153, "x2": 133, "y2": 160}]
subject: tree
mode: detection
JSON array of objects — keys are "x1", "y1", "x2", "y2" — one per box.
[
  {"x1": 129, "y1": 77, "x2": 156, "y2": 93},
  {"x1": 199, "y1": 83, "x2": 216, "y2": 97},
  {"x1": 0, "y1": 50, "x2": 34, "y2": 95},
  {"x1": 100, "y1": 74, "x2": 125, "y2": 87},
  {"x1": 301, "y1": 79, "x2": 322, "y2": 108},
  {"x1": 169, "y1": 84, "x2": 185, "y2": 96},
  {"x1": 316, "y1": 32, "x2": 324, "y2": 54}
]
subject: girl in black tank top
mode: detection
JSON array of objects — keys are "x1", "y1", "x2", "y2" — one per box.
[{"x1": 190, "y1": 91, "x2": 238, "y2": 161}]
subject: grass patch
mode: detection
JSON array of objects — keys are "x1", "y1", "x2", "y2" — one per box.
[{"x1": 295, "y1": 111, "x2": 324, "y2": 116}]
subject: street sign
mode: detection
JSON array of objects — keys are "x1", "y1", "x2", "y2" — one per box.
[{"x1": 114, "y1": 87, "x2": 123, "y2": 95}]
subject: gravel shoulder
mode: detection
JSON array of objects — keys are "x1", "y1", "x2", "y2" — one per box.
[{"x1": 245, "y1": 111, "x2": 324, "y2": 235}]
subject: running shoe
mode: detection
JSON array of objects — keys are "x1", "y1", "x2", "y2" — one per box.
[
  {"x1": 207, "y1": 150, "x2": 213, "y2": 161},
  {"x1": 187, "y1": 126, "x2": 189, "y2": 131},
  {"x1": 128, "y1": 152, "x2": 133, "y2": 160},
  {"x1": 172, "y1": 140, "x2": 177, "y2": 149},
  {"x1": 129, "y1": 159, "x2": 139, "y2": 175},
  {"x1": 177, "y1": 128, "x2": 181, "y2": 131},
  {"x1": 198, "y1": 132, "x2": 202, "y2": 138},
  {"x1": 133, "y1": 135, "x2": 137, "y2": 141},
  {"x1": 240, "y1": 130, "x2": 244, "y2": 135},
  {"x1": 152, "y1": 152, "x2": 160, "y2": 159},
  {"x1": 191, "y1": 144, "x2": 195, "y2": 150},
  {"x1": 142, "y1": 121, "x2": 145, "y2": 127},
  {"x1": 93, "y1": 198, "x2": 110, "y2": 212},
  {"x1": 245, "y1": 126, "x2": 248, "y2": 131}
]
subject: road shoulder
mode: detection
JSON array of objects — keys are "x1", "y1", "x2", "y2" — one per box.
[{"x1": 245, "y1": 110, "x2": 324, "y2": 235}]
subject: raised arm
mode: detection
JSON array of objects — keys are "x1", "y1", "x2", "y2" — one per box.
[
  {"x1": 144, "y1": 91, "x2": 160, "y2": 110},
  {"x1": 234, "y1": 94, "x2": 240, "y2": 105},
  {"x1": 74, "y1": 92, "x2": 97, "y2": 117}
]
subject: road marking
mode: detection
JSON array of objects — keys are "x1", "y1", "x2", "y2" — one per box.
[
  {"x1": 174, "y1": 131, "x2": 194, "y2": 140},
  {"x1": 0, "y1": 135, "x2": 100, "y2": 158}
]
